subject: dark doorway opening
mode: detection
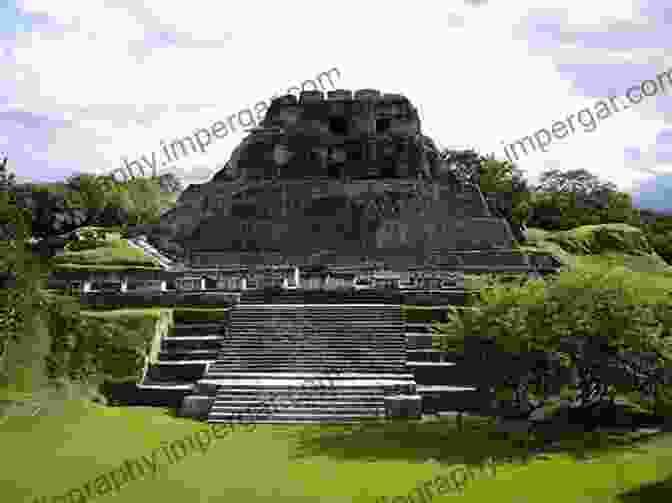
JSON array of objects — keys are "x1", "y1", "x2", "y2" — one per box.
[
  {"x1": 376, "y1": 118, "x2": 391, "y2": 133},
  {"x1": 329, "y1": 116, "x2": 348, "y2": 135},
  {"x1": 381, "y1": 164, "x2": 396, "y2": 178},
  {"x1": 328, "y1": 163, "x2": 342, "y2": 179}
]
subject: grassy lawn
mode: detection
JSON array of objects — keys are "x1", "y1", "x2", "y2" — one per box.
[{"x1": 2, "y1": 402, "x2": 671, "y2": 503}]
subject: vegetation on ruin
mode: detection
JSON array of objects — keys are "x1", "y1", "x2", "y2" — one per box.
[
  {"x1": 52, "y1": 228, "x2": 161, "y2": 269},
  {"x1": 2, "y1": 146, "x2": 672, "y2": 500},
  {"x1": 521, "y1": 223, "x2": 672, "y2": 274},
  {"x1": 434, "y1": 264, "x2": 672, "y2": 426}
]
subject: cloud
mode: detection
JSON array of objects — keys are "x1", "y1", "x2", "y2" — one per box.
[
  {"x1": 1, "y1": 0, "x2": 671, "y2": 206},
  {"x1": 447, "y1": 13, "x2": 466, "y2": 28}
]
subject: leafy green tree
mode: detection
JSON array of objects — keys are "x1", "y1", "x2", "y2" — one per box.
[
  {"x1": 535, "y1": 169, "x2": 617, "y2": 196},
  {"x1": 0, "y1": 158, "x2": 52, "y2": 390},
  {"x1": 438, "y1": 268, "x2": 672, "y2": 418},
  {"x1": 65, "y1": 173, "x2": 109, "y2": 221},
  {"x1": 439, "y1": 149, "x2": 532, "y2": 238},
  {"x1": 527, "y1": 169, "x2": 640, "y2": 231}
]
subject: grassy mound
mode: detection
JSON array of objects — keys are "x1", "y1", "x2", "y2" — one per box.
[
  {"x1": 52, "y1": 227, "x2": 161, "y2": 270},
  {"x1": 521, "y1": 224, "x2": 672, "y2": 276}
]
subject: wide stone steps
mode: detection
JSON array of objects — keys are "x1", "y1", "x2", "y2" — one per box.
[
  {"x1": 207, "y1": 367, "x2": 408, "y2": 375},
  {"x1": 221, "y1": 351, "x2": 404, "y2": 358},
  {"x1": 222, "y1": 338, "x2": 405, "y2": 344},
  {"x1": 210, "y1": 360, "x2": 406, "y2": 366},
  {"x1": 213, "y1": 363, "x2": 404, "y2": 370},
  {"x1": 213, "y1": 396, "x2": 385, "y2": 404},
  {"x1": 227, "y1": 331, "x2": 403, "y2": 336},
  {"x1": 238, "y1": 295, "x2": 404, "y2": 305},
  {"x1": 224, "y1": 337, "x2": 404, "y2": 342},
  {"x1": 194, "y1": 303, "x2": 413, "y2": 423},
  {"x1": 165, "y1": 335, "x2": 225, "y2": 341},
  {"x1": 200, "y1": 384, "x2": 406, "y2": 393},
  {"x1": 210, "y1": 406, "x2": 386, "y2": 416},
  {"x1": 162, "y1": 339, "x2": 223, "y2": 350},
  {"x1": 215, "y1": 354, "x2": 405, "y2": 361},
  {"x1": 172, "y1": 326, "x2": 227, "y2": 337},
  {"x1": 209, "y1": 367, "x2": 406, "y2": 373},
  {"x1": 213, "y1": 354, "x2": 405, "y2": 361},
  {"x1": 144, "y1": 362, "x2": 208, "y2": 383},
  {"x1": 216, "y1": 350, "x2": 405, "y2": 356},
  {"x1": 203, "y1": 371, "x2": 413, "y2": 380},
  {"x1": 158, "y1": 351, "x2": 220, "y2": 361},
  {"x1": 209, "y1": 414, "x2": 384, "y2": 423},
  {"x1": 230, "y1": 325, "x2": 400, "y2": 330},
  {"x1": 221, "y1": 342, "x2": 405, "y2": 350},
  {"x1": 207, "y1": 381, "x2": 398, "y2": 423}
]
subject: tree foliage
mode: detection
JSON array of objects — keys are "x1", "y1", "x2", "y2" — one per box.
[
  {"x1": 438, "y1": 268, "x2": 672, "y2": 416},
  {"x1": 44, "y1": 296, "x2": 149, "y2": 383},
  {"x1": 528, "y1": 169, "x2": 640, "y2": 231},
  {"x1": 8, "y1": 174, "x2": 177, "y2": 243}
]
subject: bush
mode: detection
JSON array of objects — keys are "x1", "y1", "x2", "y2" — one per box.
[
  {"x1": 442, "y1": 267, "x2": 672, "y2": 414},
  {"x1": 46, "y1": 297, "x2": 157, "y2": 384}
]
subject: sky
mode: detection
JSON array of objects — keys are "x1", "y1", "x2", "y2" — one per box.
[{"x1": 1, "y1": 0, "x2": 671, "y2": 211}]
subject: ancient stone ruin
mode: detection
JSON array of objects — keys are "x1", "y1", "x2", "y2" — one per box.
[
  {"x1": 64, "y1": 89, "x2": 561, "y2": 423},
  {"x1": 150, "y1": 88, "x2": 546, "y2": 286}
]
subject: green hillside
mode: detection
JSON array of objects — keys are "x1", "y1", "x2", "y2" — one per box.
[{"x1": 52, "y1": 227, "x2": 161, "y2": 271}]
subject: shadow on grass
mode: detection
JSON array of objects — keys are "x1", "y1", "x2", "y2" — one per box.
[
  {"x1": 286, "y1": 415, "x2": 662, "y2": 470},
  {"x1": 618, "y1": 473, "x2": 672, "y2": 502}
]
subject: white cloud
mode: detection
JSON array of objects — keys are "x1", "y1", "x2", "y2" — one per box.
[{"x1": 3, "y1": 0, "x2": 670, "y2": 203}]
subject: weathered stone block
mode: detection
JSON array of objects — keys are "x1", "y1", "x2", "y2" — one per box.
[
  {"x1": 385, "y1": 394, "x2": 422, "y2": 419},
  {"x1": 300, "y1": 90, "x2": 324, "y2": 103},
  {"x1": 178, "y1": 395, "x2": 215, "y2": 420},
  {"x1": 355, "y1": 89, "x2": 381, "y2": 101},
  {"x1": 327, "y1": 89, "x2": 352, "y2": 100},
  {"x1": 194, "y1": 381, "x2": 219, "y2": 396}
]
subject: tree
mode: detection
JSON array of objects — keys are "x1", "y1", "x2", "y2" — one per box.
[
  {"x1": 0, "y1": 158, "x2": 52, "y2": 389},
  {"x1": 440, "y1": 149, "x2": 532, "y2": 240},
  {"x1": 0, "y1": 156, "x2": 15, "y2": 191},
  {"x1": 438, "y1": 269, "x2": 672, "y2": 422},
  {"x1": 535, "y1": 169, "x2": 618, "y2": 196},
  {"x1": 65, "y1": 173, "x2": 109, "y2": 221},
  {"x1": 527, "y1": 169, "x2": 640, "y2": 230}
]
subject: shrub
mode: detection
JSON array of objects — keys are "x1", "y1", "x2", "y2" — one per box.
[
  {"x1": 46, "y1": 297, "x2": 156, "y2": 384},
  {"x1": 441, "y1": 267, "x2": 672, "y2": 414}
]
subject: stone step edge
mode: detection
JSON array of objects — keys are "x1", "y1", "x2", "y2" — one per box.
[
  {"x1": 201, "y1": 373, "x2": 415, "y2": 379},
  {"x1": 208, "y1": 413, "x2": 386, "y2": 419},
  {"x1": 198, "y1": 377, "x2": 415, "y2": 386}
]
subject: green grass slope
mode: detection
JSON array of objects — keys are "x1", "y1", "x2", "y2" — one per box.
[
  {"x1": 2, "y1": 404, "x2": 672, "y2": 503},
  {"x1": 52, "y1": 227, "x2": 161, "y2": 271},
  {"x1": 522, "y1": 223, "x2": 672, "y2": 280}
]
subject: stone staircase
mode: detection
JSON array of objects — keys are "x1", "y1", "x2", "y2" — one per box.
[
  {"x1": 135, "y1": 298, "x2": 509, "y2": 419},
  {"x1": 137, "y1": 310, "x2": 232, "y2": 400},
  {"x1": 403, "y1": 320, "x2": 486, "y2": 414},
  {"x1": 127, "y1": 236, "x2": 178, "y2": 270},
  {"x1": 194, "y1": 303, "x2": 416, "y2": 423},
  {"x1": 238, "y1": 289, "x2": 404, "y2": 305}
]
